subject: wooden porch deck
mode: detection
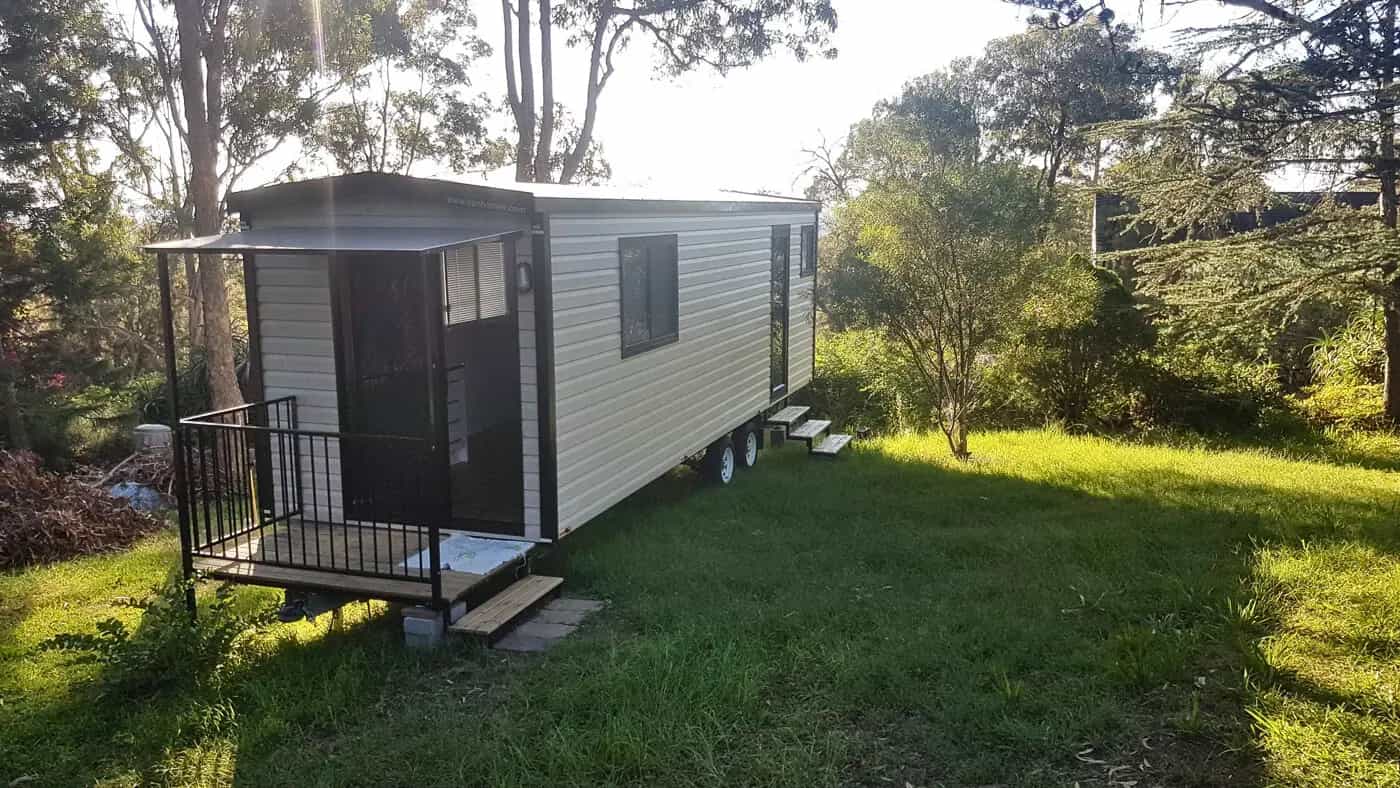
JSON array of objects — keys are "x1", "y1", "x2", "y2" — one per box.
[{"x1": 191, "y1": 519, "x2": 483, "y2": 603}]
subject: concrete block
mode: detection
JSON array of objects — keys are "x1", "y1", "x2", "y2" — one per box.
[{"x1": 401, "y1": 605, "x2": 444, "y2": 650}]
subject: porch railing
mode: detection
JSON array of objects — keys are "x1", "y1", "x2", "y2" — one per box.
[{"x1": 177, "y1": 397, "x2": 444, "y2": 605}]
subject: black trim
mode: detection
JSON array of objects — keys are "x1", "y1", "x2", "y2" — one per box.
[
  {"x1": 812, "y1": 209, "x2": 819, "y2": 387},
  {"x1": 533, "y1": 214, "x2": 559, "y2": 541},
  {"x1": 421, "y1": 252, "x2": 448, "y2": 610},
  {"x1": 770, "y1": 224, "x2": 791, "y2": 401},
  {"x1": 242, "y1": 254, "x2": 275, "y2": 515},
  {"x1": 227, "y1": 172, "x2": 534, "y2": 219},
  {"x1": 156, "y1": 253, "x2": 196, "y2": 613},
  {"x1": 617, "y1": 234, "x2": 680, "y2": 359}
]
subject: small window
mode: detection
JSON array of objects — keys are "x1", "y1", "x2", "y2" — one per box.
[
  {"x1": 443, "y1": 241, "x2": 509, "y2": 325},
  {"x1": 799, "y1": 225, "x2": 816, "y2": 277},
  {"x1": 619, "y1": 235, "x2": 679, "y2": 357}
]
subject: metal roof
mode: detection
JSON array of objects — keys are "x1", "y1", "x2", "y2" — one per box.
[{"x1": 143, "y1": 226, "x2": 516, "y2": 255}]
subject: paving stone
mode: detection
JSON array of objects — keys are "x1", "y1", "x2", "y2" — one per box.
[
  {"x1": 532, "y1": 605, "x2": 590, "y2": 626},
  {"x1": 511, "y1": 620, "x2": 577, "y2": 640},
  {"x1": 492, "y1": 631, "x2": 553, "y2": 653},
  {"x1": 550, "y1": 597, "x2": 605, "y2": 612}
]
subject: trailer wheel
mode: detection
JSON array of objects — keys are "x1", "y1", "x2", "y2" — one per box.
[
  {"x1": 734, "y1": 425, "x2": 759, "y2": 469},
  {"x1": 702, "y1": 436, "x2": 736, "y2": 485}
]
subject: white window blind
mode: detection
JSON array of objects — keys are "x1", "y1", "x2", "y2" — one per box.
[
  {"x1": 443, "y1": 245, "x2": 478, "y2": 325},
  {"x1": 443, "y1": 241, "x2": 510, "y2": 325},
  {"x1": 477, "y1": 242, "x2": 507, "y2": 319}
]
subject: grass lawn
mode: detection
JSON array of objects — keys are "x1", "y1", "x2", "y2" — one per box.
[{"x1": 2, "y1": 429, "x2": 1398, "y2": 787}]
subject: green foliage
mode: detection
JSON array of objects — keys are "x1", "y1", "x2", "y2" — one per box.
[
  {"x1": 1143, "y1": 342, "x2": 1287, "y2": 434},
  {"x1": 851, "y1": 159, "x2": 1043, "y2": 457},
  {"x1": 38, "y1": 575, "x2": 274, "y2": 698},
  {"x1": 310, "y1": 0, "x2": 495, "y2": 175},
  {"x1": 1000, "y1": 250, "x2": 1154, "y2": 427},
  {"x1": 1296, "y1": 309, "x2": 1387, "y2": 429},
  {"x1": 807, "y1": 329, "x2": 933, "y2": 433}
]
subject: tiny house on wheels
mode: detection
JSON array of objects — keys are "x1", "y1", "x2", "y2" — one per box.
[{"x1": 146, "y1": 173, "x2": 851, "y2": 643}]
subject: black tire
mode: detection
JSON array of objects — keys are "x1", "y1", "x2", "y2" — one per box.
[
  {"x1": 733, "y1": 424, "x2": 759, "y2": 469},
  {"x1": 701, "y1": 435, "x2": 737, "y2": 485}
]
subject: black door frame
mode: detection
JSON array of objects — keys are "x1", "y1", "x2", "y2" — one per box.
[
  {"x1": 328, "y1": 252, "x2": 444, "y2": 523},
  {"x1": 770, "y1": 224, "x2": 791, "y2": 401}
]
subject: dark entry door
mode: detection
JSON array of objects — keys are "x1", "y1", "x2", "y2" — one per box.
[
  {"x1": 770, "y1": 225, "x2": 790, "y2": 399},
  {"x1": 333, "y1": 255, "x2": 434, "y2": 522}
]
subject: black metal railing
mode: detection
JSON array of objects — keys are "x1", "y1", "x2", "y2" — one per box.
[{"x1": 177, "y1": 397, "x2": 444, "y2": 604}]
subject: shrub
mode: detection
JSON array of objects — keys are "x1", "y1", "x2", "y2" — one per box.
[
  {"x1": 1142, "y1": 343, "x2": 1288, "y2": 434},
  {"x1": 1297, "y1": 309, "x2": 1387, "y2": 429},
  {"x1": 38, "y1": 576, "x2": 274, "y2": 697},
  {"x1": 806, "y1": 329, "x2": 935, "y2": 433},
  {"x1": 999, "y1": 252, "x2": 1154, "y2": 429}
]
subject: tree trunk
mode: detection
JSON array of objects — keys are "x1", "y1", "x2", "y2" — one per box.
[
  {"x1": 183, "y1": 251, "x2": 203, "y2": 347},
  {"x1": 0, "y1": 343, "x2": 27, "y2": 450},
  {"x1": 941, "y1": 400, "x2": 970, "y2": 460},
  {"x1": 1381, "y1": 1, "x2": 1399, "y2": 423},
  {"x1": 174, "y1": 0, "x2": 242, "y2": 412},
  {"x1": 513, "y1": 0, "x2": 536, "y2": 181},
  {"x1": 560, "y1": 1, "x2": 612, "y2": 184},
  {"x1": 532, "y1": 0, "x2": 554, "y2": 182},
  {"x1": 1385, "y1": 291, "x2": 1400, "y2": 424}
]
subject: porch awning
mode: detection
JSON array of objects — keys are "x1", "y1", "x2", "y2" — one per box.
[{"x1": 143, "y1": 226, "x2": 516, "y2": 255}]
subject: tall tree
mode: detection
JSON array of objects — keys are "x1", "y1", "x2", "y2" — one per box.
[
  {"x1": 166, "y1": 0, "x2": 335, "y2": 410},
  {"x1": 977, "y1": 22, "x2": 1169, "y2": 207},
  {"x1": 1018, "y1": 0, "x2": 1400, "y2": 421},
  {"x1": 310, "y1": 0, "x2": 495, "y2": 175},
  {"x1": 0, "y1": 0, "x2": 113, "y2": 448},
  {"x1": 499, "y1": 0, "x2": 838, "y2": 183}
]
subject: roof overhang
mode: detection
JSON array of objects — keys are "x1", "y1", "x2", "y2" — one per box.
[{"x1": 143, "y1": 226, "x2": 519, "y2": 255}]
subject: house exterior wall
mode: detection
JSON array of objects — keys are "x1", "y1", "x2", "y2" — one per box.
[
  {"x1": 255, "y1": 254, "x2": 344, "y2": 522},
  {"x1": 544, "y1": 204, "x2": 818, "y2": 536}
]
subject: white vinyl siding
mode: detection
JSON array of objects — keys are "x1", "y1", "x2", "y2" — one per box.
[
  {"x1": 547, "y1": 206, "x2": 817, "y2": 536},
  {"x1": 257, "y1": 254, "x2": 344, "y2": 522}
]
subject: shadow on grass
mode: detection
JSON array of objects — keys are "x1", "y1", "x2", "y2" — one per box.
[{"x1": 7, "y1": 435, "x2": 1398, "y2": 787}]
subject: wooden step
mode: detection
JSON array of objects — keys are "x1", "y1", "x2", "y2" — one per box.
[
  {"x1": 787, "y1": 419, "x2": 831, "y2": 442},
  {"x1": 811, "y1": 433, "x2": 853, "y2": 457},
  {"x1": 449, "y1": 575, "x2": 563, "y2": 639},
  {"x1": 766, "y1": 405, "x2": 809, "y2": 427}
]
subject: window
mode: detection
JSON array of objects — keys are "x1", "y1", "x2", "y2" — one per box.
[
  {"x1": 619, "y1": 235, "x2": 679, "y2": 357},
  {"x1": 443, "y1": 241, "x2": 508, "y2": 325},
  {"x1": 799, "y1": 224, "x2": 816, "y2": 277}
]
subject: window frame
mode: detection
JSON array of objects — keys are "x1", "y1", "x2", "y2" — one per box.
[
  {"x1": 618, "y1": 234, "x2": 680, "y2": 359},
  {"x1": 799, "y1": 224, "x2": 817, "y2": 278}
]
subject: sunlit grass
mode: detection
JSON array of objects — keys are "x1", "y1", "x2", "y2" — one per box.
[{"x1": 2, "y1": 428, "x2": 1398, "y2": 786}]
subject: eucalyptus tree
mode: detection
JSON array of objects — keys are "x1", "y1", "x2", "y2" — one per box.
[
  {"x1": 497, "y1": 0, "x2": 838, "y2": 183},
  {"x1": 309, "y1": 0, "x2": 496, "y2": 176}
]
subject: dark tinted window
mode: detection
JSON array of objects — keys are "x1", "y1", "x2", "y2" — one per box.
[
  {"x1": 799, "y1": 225, "x2": 816, "y2": 277},
  {"x1": 619, "y1": 235, "x2": 679, "y2": 357}
]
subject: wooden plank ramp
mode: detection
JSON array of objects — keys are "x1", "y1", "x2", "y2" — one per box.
[
  {"x1": 765, "y1": 405, "x2": 809, "y2": 427},
  {"x1": 788, "y1": 419, "x2": 831, "y2": 442},
  {"x1": 811, "y1": 433, "x2": 854, "y2": 457},
  {"x1": 449, "y1": 575, "x2": 563, "y2": 640}
]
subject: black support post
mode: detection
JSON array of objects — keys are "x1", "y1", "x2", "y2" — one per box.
[
  {"x1": 420, "y1": 252, "x2": 448, "y2": 616},
  {"x1": 156, "y1": 253, "x2": 197, "y2": 615}
]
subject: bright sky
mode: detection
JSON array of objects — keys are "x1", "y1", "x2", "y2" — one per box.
[{"x1": 411, "y1": 0, "x2": 1241, "y2": 196}]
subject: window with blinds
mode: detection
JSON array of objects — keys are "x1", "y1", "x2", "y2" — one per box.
[
  {"x1": 477, "y1": 242, "x2": 507, "y2": 319},
  {"x1": 442, "y1": 241, "x2": 508, "y2": 325}
]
